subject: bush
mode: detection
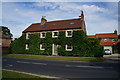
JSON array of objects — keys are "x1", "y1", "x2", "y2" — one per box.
[{"x1": 11, "y1": 30, "x2": 103, "y2": 57}]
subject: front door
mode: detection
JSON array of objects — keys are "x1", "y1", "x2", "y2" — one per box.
[{"x1": 52, "y1": 44, "x2": 58, "y2": 55}]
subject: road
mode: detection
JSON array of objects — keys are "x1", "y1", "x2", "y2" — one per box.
[{"x1": 2, "y1": 57, "x2": 119, "y2": 79}]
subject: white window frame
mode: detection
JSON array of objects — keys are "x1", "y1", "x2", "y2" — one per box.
[
  {"x1": 26, "y1": 32, "x2": 30, "y2": 39},
  {"x1": 25, "y1": 44, "x2": 29, "y2": 50},
  {"x1": 40, "y1": 44, "x2": 45, "y2": 50},
  {"x1": 65, "y1": 44, "x2": 73, "y2": 51},
  {"x1": 112, "y1": 39, "x2": 114, "y2": 42},
  {"x1": 104, "y1": 39, "x2": 107, "y2": 42},
  {"x1": 40, "y1": 32, "x2": 46, "y2": 38},
  {"x1": 52, "y1": 31, "x2": 59, "y2": 38},
  {"x1": 66, "y1": 30, "x2": 73, "y2": 37}
]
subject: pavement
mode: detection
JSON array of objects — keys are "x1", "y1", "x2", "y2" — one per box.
[
  {"x1": 2, "y1": 57, "x2": 119, "y2": 79},
  {"x1": 103, "y1": 54, "x2": 120, "y2": 59}
]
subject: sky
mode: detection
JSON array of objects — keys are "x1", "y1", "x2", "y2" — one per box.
[{"x1": 1, "y1": 2, "x2": 119, "y2": 39}]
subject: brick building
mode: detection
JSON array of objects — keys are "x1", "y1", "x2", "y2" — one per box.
[
  {"x1": 0, "y1": 26, "x2": 12, "y2": 54},
  {"x1": 88, "y1": 31, "x2": 119, "y2": 54},
  {"x1": 22, "y1": 11, "x2": 86, "y2": 55}
]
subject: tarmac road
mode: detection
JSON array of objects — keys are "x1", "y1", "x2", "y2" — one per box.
[{"x1": 2, "y1": 57, "x2": 119, "y2": 79}]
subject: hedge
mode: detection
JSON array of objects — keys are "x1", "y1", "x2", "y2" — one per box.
[{"x1": 11, "y1": 30, "x2": 104, "y2": 57}]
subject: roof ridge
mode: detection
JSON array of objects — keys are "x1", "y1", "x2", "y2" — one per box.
[{"x1": 32, "y1": 18, "x2": 80, "y2": 25}]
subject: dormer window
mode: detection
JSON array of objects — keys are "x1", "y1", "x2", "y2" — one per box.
[
  {"x1": 26, "y1": 32, "x2": 30, "y2": 39},
  {"x1": 69, "y1": 22, "x2": 75, "y2": 25},
  {"x1": 52, "y1": 31, "x2": 59, "y2": 38},
  {"x1": 52, "y1": 24, "x2": 56, "y2": 26},
  {"x1": 40, "y1": 32, "x2": 46, "y2": 38},
  {"x1": 66, "y1": 30, "x2": 73, "y2": 37},
  {"x1": 104, "y1": 39, "x2": 107, "y2": 42},
  {"x1": 43, "y1": 25, "x2": 48, "y2": 27}
]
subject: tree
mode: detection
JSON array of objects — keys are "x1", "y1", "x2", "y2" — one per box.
[{"x1": 0, "y1": 26, "x2": 13, "y2": 39}]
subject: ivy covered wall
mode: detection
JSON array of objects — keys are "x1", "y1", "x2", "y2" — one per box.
[{"x1": 11, "y1": 30, "x2": 104, "y2": 57}]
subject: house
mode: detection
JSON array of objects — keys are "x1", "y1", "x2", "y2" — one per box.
[
  {"x1": 88, "y1": 30, "x2": 119, "y2": 54},
  {"x1": 22, "y1": 11, "x2": 87, "y2": 55},
  {"x1": 0, "y1": 26, "x2": 12, "y2": 53}
]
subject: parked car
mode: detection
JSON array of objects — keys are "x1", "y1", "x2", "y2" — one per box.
[{"x1": 104, "y1": 49, "x2": 112, "y2": 55}]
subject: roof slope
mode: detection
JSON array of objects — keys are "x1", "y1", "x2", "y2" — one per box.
[
  {"x1": 88, "y1": 33, "x2": 118, "y2": 38},
  {"x1": 95, "y1": 33, "x2": 118, "y2": 38},
  {"x1": 23, "y1": 18, "x2": 83, "y2": 33},
  {"x1": 100, "y1": 41, "x2": 119, "y2": 46}
]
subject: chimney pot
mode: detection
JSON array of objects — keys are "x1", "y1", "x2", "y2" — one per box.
[{"x1": 41, "y1": 16, "x2": 47, "y2": 25}]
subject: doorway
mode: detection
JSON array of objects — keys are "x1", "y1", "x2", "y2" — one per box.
[{"x1": 52, "y1": 44, "x2": 58, "y2": 55}]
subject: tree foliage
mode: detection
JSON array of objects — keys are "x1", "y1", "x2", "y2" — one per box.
[{"x1": 0, "y1": 26, "x2": 13, "y2": 38}]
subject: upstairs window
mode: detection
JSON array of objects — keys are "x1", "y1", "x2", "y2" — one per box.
[
  {"x1": 66, "y1": 44, "x2": 73, "y2": 51},
  {"x1": 25, "y1": 44, "x2": 29, "y2": 50},
  {"x1": 66, "y1": 30, "x2": 73, "y2": 37},
  {"x1": 40, "y1": 32, "x2": 46, "y2": 38},
  {"x1": 40, "y1": 44, "x2": 45, "y2": 50},
  {"x1": 26, "y1": 32, "x2": 30, "y2": 39},
  {"x1": 52, "y1": 31, "x2": 59, "y2": 38}
]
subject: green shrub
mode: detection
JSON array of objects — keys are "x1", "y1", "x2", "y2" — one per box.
[{"x1": 11, "y1": 30, "x2": 103, "y2": 57}]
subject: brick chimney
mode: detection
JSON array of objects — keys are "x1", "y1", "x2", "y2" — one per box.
[
  {"x1": 114, "y1": 29, "x2": 117, "y2": 35},
  {"x1": 41, "y1": 16, "x2": 47, "y2": 25},
  {"x1": 79, "y1": 10, "x2": 84, "y2": 20}
]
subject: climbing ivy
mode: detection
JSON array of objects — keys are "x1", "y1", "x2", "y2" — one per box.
[{"x1": 11, "y1": 30, "x2": 104, "y2": 57}]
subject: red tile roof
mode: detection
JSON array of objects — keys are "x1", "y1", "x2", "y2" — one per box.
[
  {"x1": 87, "y1": 35, "x2": 96, "y2": 38},
  {"x1": 100, "y1": 41, "x2": 120, "y2": 46},
  {"x1": 96, "y1": 33, "x2": 118, "y2": 38},
  {"x1": 88, "y1": 33, "x2": 118, "y2": 39},
  {"x1": 23, "y1": 18, "x2": 83, "y2": 33}
]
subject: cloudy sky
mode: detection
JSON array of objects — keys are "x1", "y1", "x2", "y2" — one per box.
[{"x1": 1, "y1": 2, "x2": 119, "y2": 38}]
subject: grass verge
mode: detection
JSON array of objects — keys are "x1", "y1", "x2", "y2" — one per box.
[
  {"x1": 3, "y1": 54, "x2": 104, "y2": 62},
  {"x1": 2, "y1": 69, "x2": 57, "y2": 80}
]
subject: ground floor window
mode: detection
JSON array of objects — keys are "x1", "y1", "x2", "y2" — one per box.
[
  {"x1": 66, "y1": 44, "x2": 73, "y2": 51},
  {"x1": 25, "y1": 44, "x2": 29, "y2": 50},
  {"x1": 40, "y1": 44, "x2": 45, "y2": 50}
]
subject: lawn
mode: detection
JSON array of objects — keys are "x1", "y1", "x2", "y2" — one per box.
[
  {"x1": 2, "y1": 69, "x2": 57, "y2": 80},
  {"x1": 3, "y1": 54, "x2": 104, "y2": 62}
]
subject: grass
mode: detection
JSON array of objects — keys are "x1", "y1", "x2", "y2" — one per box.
[
  {"x1": 3, "y1": 54, "x2": 104, "y2": 62},
  {"x1": 2, "y1": 69, "x2": 57, "y2": 80}
]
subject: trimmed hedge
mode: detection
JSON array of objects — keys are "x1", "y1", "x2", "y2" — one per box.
[{"x1": 11, "y1": 30, "x2": 103, "y2": 57}]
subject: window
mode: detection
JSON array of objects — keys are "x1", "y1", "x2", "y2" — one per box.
[
  {"x1": 66, "y1": 30, "x2": 73, "y2": 37},
  {"x1": 40, "y1": 32, "x2": 46, "y2": 38},
  {"x1": 26, "y1": 32, "x2": 30, "y2": 39},
  {"x1": 52, "y1": 24, "x2": 56, "y2": 26},
  {"x1": 104, "y1": 39, "x2": 107, "y2": 42},
  {"x1": 43, "y1": 25, "x2": 48, "y2": 27},
  {"x1": 112, "y1": 39, "x2": 115, "y2": 42},
  {"x1": 52, "y1": 31, "x2": 59, "y2": 38},
  {"x1": 40, "y1": 44, "x2": 45, "y2": 50},
  {"x1": 69, "y1": 22, "x2": 75, "y2": 25},
  {"x1": 66, "y1": 44, "x2": 73, "y2": 51},
  {"x1": 25, "y1": 44, "x2": 29, "y2": 50}
]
